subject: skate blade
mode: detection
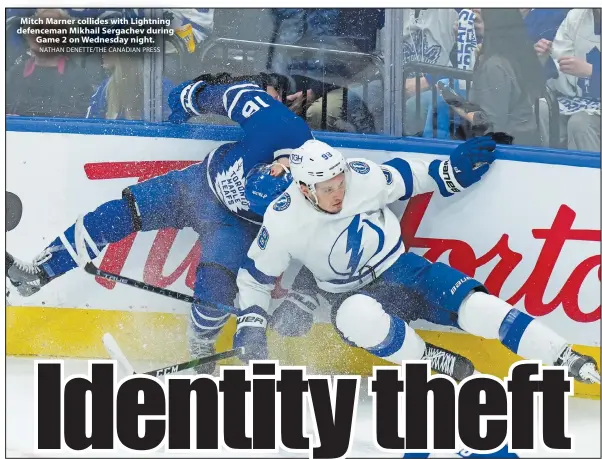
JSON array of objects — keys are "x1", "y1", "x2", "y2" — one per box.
[{"x1": 580, "y1": 364, "x2": 601, "y2": 384}]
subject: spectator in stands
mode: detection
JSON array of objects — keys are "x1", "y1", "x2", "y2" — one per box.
[
  {"x1": 521, "y1": 8, "x2": 571, "y2": 43},
  {"x1": 538, "y1": 8, "x2": 600, "y2": 152},
  {"x1": 402, "y1": 8, "x2": 458, "y2": 136},
  {"x1": 86, "y1": 53, "x2": 175, "y2": 120},
  {"x1": 520, "y1": 8, "x2": 570, "y2": 70},
  {"x1": 422, "y1": 8, "x2": 481, "y2": 140},
  {"x1": 5, "y1": 9, "x2": 93, "y2": 118},
  {"x1": 269, "y1": 8, "x2": 383, "y2": 133},
  {"x1": 442, "y1": 8, "x2": 545, "y2": 146}
]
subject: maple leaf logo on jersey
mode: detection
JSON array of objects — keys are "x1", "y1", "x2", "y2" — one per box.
[
  {"x1": 215, "y1": 158, "x2": 250, "y2": 213},
  {"x1": 402, "y1": 31, "x2": 443, "y2": 68}
]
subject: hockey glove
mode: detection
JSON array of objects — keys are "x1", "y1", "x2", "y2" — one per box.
[
  {"x1": 234, "y1": 306, "x2": 269, "y2": 363},
  {"x1": 270, "y1": 290, "x2": 318, "y2": 337},
  {"x1": 167, "y1": 78, "x2": 208, "y2": 124},
  {"x1": 428, "y1": 136, "x2": 497, "y2": 197}
]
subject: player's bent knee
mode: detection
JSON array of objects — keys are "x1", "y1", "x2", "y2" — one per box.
[
  {"x1": 335, "y1": 294, "x2": 425, "y2": 362},
  {"x1": 335, "y1": 294, "x2": 389, "y2": 348}
]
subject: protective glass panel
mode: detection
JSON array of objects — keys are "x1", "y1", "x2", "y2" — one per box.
[
  {"x1": 168, "y1": 8, "x2": 387, "y2": 134},
  {"x1": 5, "y1": 8, "x2": 157, "y2": 120},
  {"x1": 399, "y1": 8, "x2": 601, "y2": 153}
]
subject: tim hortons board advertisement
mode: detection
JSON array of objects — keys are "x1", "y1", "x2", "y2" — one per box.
[{"x1": 5, "y1": 130, "x2": 601, "y2": 399}]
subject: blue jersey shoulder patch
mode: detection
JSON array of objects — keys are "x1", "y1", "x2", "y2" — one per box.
[
  {"x1": 273, "y1": 193, "x2": 291, "y2": 211},
  {"x1": 381, "y1": 166, "x2": 393, "y2": 185},
  {"x1": 349, "y1": 160, "x2": 370, "y2": 174},
  {"x1": 257, "y1": 226, "x2": 269, "y2": 250}
]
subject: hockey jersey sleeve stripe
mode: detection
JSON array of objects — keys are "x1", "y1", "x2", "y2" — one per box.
[
  {"x1": 383, "y1": 158, "x2": 413, "y2": 200},
  {"x1": 241, "y1": 256, "x2": 278, "y2": 286},
  {"x1": 226, "y1": 88, "x2": 269, "y2": 119},
  {"x1": 222, "y1": 83, "x2": 261, "y2": 113}
]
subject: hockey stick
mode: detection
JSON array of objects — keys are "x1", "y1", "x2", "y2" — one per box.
[
  {"x1": 83, "y1": 261, "x2": 241, "y2": 316},
  {"x1": 72, "y1": 215, "x2": 240, "y2": 316},
  {"x1": 102, "y1": 333, "x2": 245, "y2": 377}
]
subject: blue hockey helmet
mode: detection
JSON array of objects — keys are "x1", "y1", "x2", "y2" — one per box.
[{"x1": 245, "y1": 161, "x2": 293, "y2": 215}]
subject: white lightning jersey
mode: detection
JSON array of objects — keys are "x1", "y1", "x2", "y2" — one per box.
[{"x1": 237, "y1": 156, "x2": 443, "y2": 313}]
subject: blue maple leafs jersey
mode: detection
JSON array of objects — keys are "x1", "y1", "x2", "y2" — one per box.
[{"x1": 191, "y1": 81, "x2": 313, "y2": 224}]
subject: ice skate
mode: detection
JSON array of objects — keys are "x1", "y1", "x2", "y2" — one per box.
[
  {"x1": 6, "y1": 252, "x2": 52, "y2": 297},
  {"x1": 423, "y1": 342, "x2": 476, "y2": 381},
  {"x1": 188, "y1": 323, "x2": 220, "y2": 376},
  {"x1": 556, "y1": 345, "x2": 600, "y2": 384}
]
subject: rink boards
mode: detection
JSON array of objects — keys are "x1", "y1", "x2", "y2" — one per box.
[{"x1": 5, "y1": 118, "x2": 601, "y2": 398}]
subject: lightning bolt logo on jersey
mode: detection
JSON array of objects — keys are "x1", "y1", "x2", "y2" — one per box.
[
  {"x1": 329, "y1": 214, "x2": 385, "y2": 278},
  {"x1": 236, "y1": 156, "x2": 439, "y2": 313}
]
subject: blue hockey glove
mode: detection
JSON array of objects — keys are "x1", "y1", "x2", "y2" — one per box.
[
  {"x1": 167, "y1": 78, "x2": 207, "y2": 124},
  {"x1": 269, "y1": 290, "x2": 317, "y2": 337},
  {"x1": 428, "y1": 136, "x2": 497, "y2": 197},
  {"x1": 233, "y1": 305, "x2": 269, "y2": 362}
]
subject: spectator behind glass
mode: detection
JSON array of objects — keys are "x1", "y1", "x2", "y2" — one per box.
[
  {"x1": 269, "y1": 8, "x2": 382, "y2": 133},
  {"x1": 538, "y1": 8, "x2": 600, "y2": 153},
  {"x1": 520, "y1": 8, "x2": 571, "y2": 68},
  {"x1": 86, "y1": 53, "x2": 174, "y2": 120},
  {"x1": 446, "y1": 9, "x2": 545, "y2": 146},
  {"x1": 402, "y1": 8, "x2": 458, "y2": 136},
  {"x1": 6, "y1": 9, "x2": 93, "y2": 118}
]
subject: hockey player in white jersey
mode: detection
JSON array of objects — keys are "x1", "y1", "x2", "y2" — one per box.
[{"x1": 233, "y1": 137, "x2": 600, "y2": 384}]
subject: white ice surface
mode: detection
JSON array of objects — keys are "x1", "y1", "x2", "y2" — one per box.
[{"x1": 6, "y1": 357, "x2": 601, "y2": 458}]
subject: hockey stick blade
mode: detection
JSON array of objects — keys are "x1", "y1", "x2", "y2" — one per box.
[
  {"x1": 102, "y1": 332, "x2": 245, "y2": 377},
  {"x1": 102, "y1": 333, "x2": 137, "y2": 376}
]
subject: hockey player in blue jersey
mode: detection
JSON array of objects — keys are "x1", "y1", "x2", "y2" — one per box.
[
  {"x1": 6, "y1": 73, "x2": 318, "y2": 373},
  {"x1": 232, "y1": 136, "x2": 601, "y2": 384}
]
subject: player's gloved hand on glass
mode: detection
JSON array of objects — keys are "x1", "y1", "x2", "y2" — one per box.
[
  {"x1": 234, "y1": 306, "x2": 269, "y2": 362},
  {"x1": 428, "y1": 136, "x2": 497, "y2": 196},
  {"x1": 269, "y1": 290, "x2": 317, "y2": 337},
  {"x1": 167, "y1": 78, "x2": 207, "y2": 124},
  {"x1": 449, "y1": 135, "x2": 497, "y2": 187}
]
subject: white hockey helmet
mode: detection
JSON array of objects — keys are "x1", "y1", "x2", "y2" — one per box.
[{"x1": 288, "y1": 139, "x2": 348, "y2": 206}]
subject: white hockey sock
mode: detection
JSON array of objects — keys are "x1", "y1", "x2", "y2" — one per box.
[
  {"x1": 335, "y1": 294, "x2": 426, "y2": 364},
  {"x1": 457, "y1": 291, "x2": 568, "y2": 364}
]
